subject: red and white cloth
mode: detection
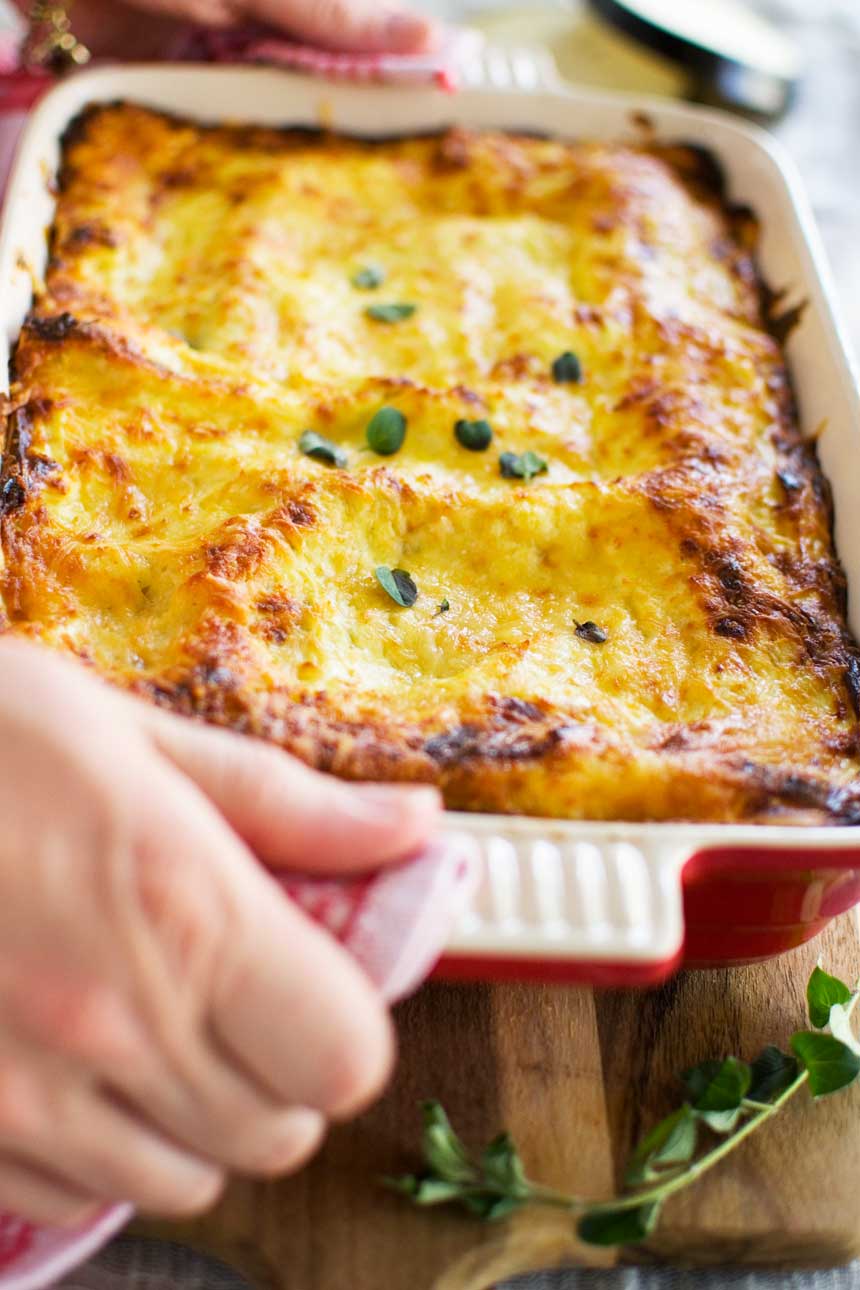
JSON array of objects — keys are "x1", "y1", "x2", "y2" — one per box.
[
  {"x1": 173, "y1": 21, "x2": 481, "y2": 88},
  {"x1": 0, "y1": 18, "x2": 479, "y2": 1285},
  {"x1": 0, "y1": 19, "x2": 481, "y2": 185}
]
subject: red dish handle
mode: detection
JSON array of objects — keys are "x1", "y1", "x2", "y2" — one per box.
[
  {"x1": 437, "y1": 823, "x2": 860, "y2": 987},
  {"x1": 682, "y1": 843, "x2": 860, "y2": 969}
]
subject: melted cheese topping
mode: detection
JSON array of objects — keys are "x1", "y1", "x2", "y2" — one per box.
[{"x1": 3, "y1": 104, "x2": 860, "y2": 822}]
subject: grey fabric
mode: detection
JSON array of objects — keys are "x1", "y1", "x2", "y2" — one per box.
[
  {"x1": 57, "y1": 1239, "x2": 253, "y2": 1290},
  {"x1": 504, "y1": 1271, "x2": 860, "y2": 1290},
  {"x1": 58, "y1": 1240, "x2": 860, "y2": 1288}
]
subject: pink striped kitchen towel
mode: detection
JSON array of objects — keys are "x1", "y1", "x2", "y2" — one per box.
[{"x1": 176, "y1": 21, "x2": 482, "y2": 90}]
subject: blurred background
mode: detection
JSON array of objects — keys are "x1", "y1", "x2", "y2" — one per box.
[{"x1": 423, "y1": 0, "x2": 860, "y2": 345}]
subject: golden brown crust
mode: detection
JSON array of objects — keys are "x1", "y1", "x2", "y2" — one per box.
[{"x1": 4, "y1": 103, "x2": 860, "y2": 823}]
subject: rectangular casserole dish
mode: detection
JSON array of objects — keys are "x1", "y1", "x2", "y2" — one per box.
[{"x1": 2, "y1": 63, "x2": 860, "y2": 987}]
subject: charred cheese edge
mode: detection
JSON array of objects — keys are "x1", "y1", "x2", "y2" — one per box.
[{"x1": 3, "y1": 103, "x2": 860, "y2": 823}]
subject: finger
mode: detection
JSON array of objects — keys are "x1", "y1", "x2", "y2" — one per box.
[
  {"x1": 22, "y1": 1093, "x2": 225, "y2": 1218},
  {"x1": 145, "y1": 709, "x2": 441, "y2": 873},
  {"x1": 127, "y1": 0, "x2": 237, "y2": 27},
  {"x1": 248, "y1": 0, "x2": 438, "y2": 53},
  {"x1": 105, "y1": 1048, "x2": 328, "y2": 1179},
  {"x1": 0, "y1": 928, "x2": 331, "y2": 1181},
  {"x1": 130, "y1": 804, "x2": 396, "y2": 1122},
  {"x1": 134, "y1": 756, "x2": 397, "y2": 1116},
  {"x1": 101, "y1": 905, "x2": 385, "y2": 1156},
  {"x1": 0, "y1": 1156, "x2": 99, "y2": 1229},
  {"x1": 207, "y1": 873, "x2": 396, "y2": 1118},
  {"x1": 0, "y1": 1034, "x2": 226, "y2": 1213},
  {"x1": 107, "y1": 763, "x2": 393, "y2": 1146}
]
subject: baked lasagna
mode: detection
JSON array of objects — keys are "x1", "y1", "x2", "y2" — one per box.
[{"x1": 3, "y1": 103, "x2": 860, "y2": 823}]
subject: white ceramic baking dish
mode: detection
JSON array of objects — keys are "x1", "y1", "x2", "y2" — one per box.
[{"x1": 2, "y1": 63, "x2": 860, "y2": 986}]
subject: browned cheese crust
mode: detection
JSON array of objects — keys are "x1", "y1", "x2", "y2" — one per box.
[{"x1": 3, "y1": 103, "x2": 860, "y2": 823}]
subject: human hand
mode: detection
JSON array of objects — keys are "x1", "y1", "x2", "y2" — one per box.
[
  {"x1": 0, "y1": 638, "x2": 440, "y2": 1226},
  {"x1": 15, "y1": 0, "x2": 438, "y2": 61}
]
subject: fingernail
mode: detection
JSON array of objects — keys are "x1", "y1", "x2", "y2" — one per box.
[
  {"x1": 345, "y1": 783, "x2": 442, "y2": 818},
  {"x1": 384, "y1": 11, "x2": 436, "y2": 53}
]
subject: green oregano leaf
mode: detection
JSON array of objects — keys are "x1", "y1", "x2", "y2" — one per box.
[
  {"x1": 454, "y1": 419, "x2": 493, "y2": 451},
  {"x1": 807, "y1": 965, "x2": 852, "y2": 1029},
  {"x1": 384, "y1": 1174, "x2": 420, "y2": 1198},
  {"x1": 747, "y1": 1046, "x2": 799, "y2": 1102},
  {"x1": 435, "y1": 599, "x2": 450, "y2": 616},
  {"x1": 499, "y1": 450, "x2": 548, "y2": 482},
  {"x1": 298, "y1": 429, "x2": 347, "y2": 469},
  {"x1": 578, "y1": 1201, "x2": 661, "y2": 1247},
  {"x1": 518, "y1": 450, "x2": 547, "y2": 480},
  {"x1": 681, "y1": 1057, "x2": 751, "y2": 1111},
  {"x1": 420, "y1": 1102, "x2": 475, "y2": 1183},
  {"x1": 551, "y1": 350, "x2": 583, "y2": 383},
  {"x1": 411, "y1": 1179, "x2": 469, "y2": 1206},
  {"x1": 827, "y1": 998, "x2": 860, "y2": 1057},
  {"x1": 696, "y1": 1107, "x2": 744, "y2": 1135},
  {"x1": 458, "y1": 1193, "x2": 526, "y2": 1221},
  {"x1": 791, "y1": 1031, "x2": 860, "y2": 1096},
  {"x1": 375, "y1": 566, "x2": 418, "y2": 608},
  {"x1": 480, "y1": 1134, "x2": 528, "y2": 1196},
  {"x1": 352, "y1": 263, "x2": 385, "y2": 289},
  {"x1": 366, "y1": 406, "x2": 407, "y2": 455},
  {"x1": 366, "y1": 302, "x2": 417, "y2": 323},
  {"x1": 459, "y1": 1194, "x2": 492, "y2": 1218},
  {"x1": 624, "y1": 1105, "x2": 697, "y2": 1187},
  {"x1": 482, "y1": 1196, "x2": 527, "y2": 1222}
]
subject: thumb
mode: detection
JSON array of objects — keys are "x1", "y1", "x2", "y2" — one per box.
[
  {"x1": 247, "y1": 0, "x2": 438, "y2": 54},
  {"x1": 144, "y1": 707, "x2": 442, "y2": 873}
]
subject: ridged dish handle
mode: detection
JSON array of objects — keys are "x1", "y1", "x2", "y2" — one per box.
[
  {"x1": 441, "y1": 816, "x2": 689, "y2": 976},
  {"x1": 457, "y1": 40, "x2": 564, "y2": 94}
]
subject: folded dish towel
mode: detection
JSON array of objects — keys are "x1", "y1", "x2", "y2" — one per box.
[
  {"x1": 0, "y1": 18, "x2": 481, "y2": 184},
  {"x1": 0, "y1": 839, "x2": 478, "y2": 1290},
  {"x1": 0, "y1": 17, "x2": 481, "y2": 108},
  {"x1": 0, "y1": 20, "x2": 481, "y2": 1284},
  {"x1": 174, "y1": 21, "x2": 482, "y2": 88}
]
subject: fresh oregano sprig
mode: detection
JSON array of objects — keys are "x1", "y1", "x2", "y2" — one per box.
[{"x1": 388, "y1": 964, "x2": 860, "y2": 1247}]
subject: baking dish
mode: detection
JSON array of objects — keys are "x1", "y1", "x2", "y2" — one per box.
[{"x1": 2, "y1": 63, "x2": 860, "y2": 987}]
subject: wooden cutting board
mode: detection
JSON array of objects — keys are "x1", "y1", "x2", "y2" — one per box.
[{"x1": 138, "y1": 910, "x2": 860, "y2": 1285}]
